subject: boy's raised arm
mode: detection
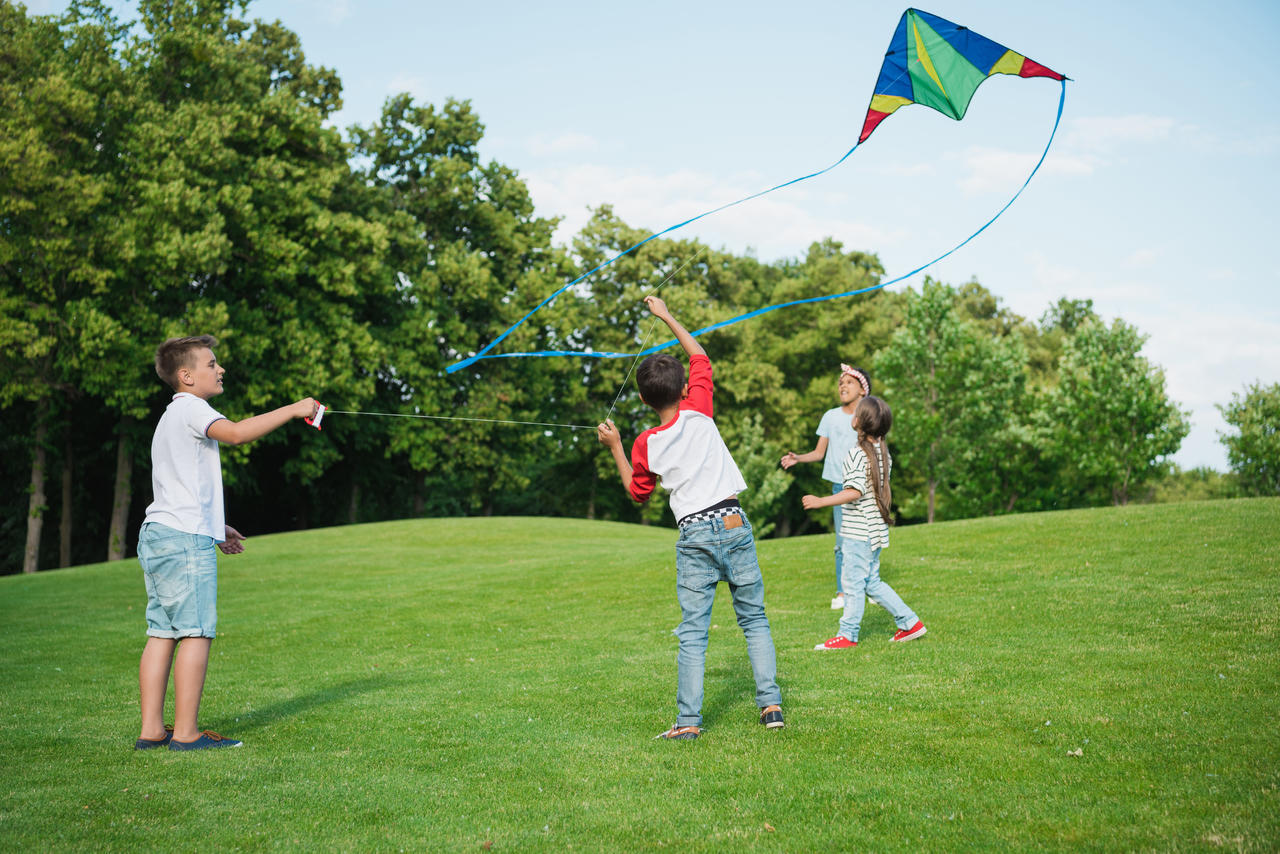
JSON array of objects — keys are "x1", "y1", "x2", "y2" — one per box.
[
  {"x1": 645, "y1": 295, "x2": 704, "y2": 359},
  {"x1": 207, "y1": 398, "x2": 317, "y2": 446}
]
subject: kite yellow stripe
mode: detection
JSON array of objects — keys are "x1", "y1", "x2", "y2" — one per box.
[
  {"x1": 912, "y1": 19, "x2": 947, "y2": 96},
  {"x1": 870, "y1": 94, "x2": 913, "y2": 115},
  {"x1": 990, "y1": 49, "x2": 1025, "y2": 76}
]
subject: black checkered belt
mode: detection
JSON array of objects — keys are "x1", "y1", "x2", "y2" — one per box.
[{"x1": 677, "y1": 498, "x2": 742, "y2": 529}]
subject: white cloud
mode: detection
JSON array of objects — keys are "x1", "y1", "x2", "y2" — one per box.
[
  {"x1": 387, "y1": 73, "x2": 431, "y2": 100},
  {"x1": 524, "y1": 163, "x2": 902, "y2": 260},
  {"x1": 321, "y1": 0, "x2": 351, "y2": 24},
  {"x1": 1140, "y1": 310, "x2": 1280, "y2": 470},
  {"x1": 955, "y1": 146, "x2": 1096, "y2": 194},
  {"x1": 527, "y1": 133, "x2": 599, "y2": 156},
  {"x1": 1122, "y1": 248, "x2": 1159, "y2": 268},
  {"x1": 881, "y1": 162, "x2": 934, "y2": 178},
  {"x1": 1065, "y1": 114, "x2": 1179, "y2": 150}
]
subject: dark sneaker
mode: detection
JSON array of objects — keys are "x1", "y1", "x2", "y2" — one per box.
[
  {"x1": 890, "y1": 621, "x2": 928, "y2": 642},
  {"x1": 814, "y1": 635, "x2": 857, "y2": 650},
  {"x1": 168, "y1": 730, "x2": 243, "y2": 751},
  {"x1": 654, "y1": 724, "x2": 700, "y2": 740},
  {"x1": 759, "y1": 705, "x2": 785, "y2": 729},
  {"x1": 134, "y1": 725, "x2": 174, "y2": 750}
]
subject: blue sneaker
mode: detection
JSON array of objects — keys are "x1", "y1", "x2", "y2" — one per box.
[
  {"x1": 168, "y1": 730, "x2": 243, "y2": 751},
  {"x1": 134, "y1": 725, "x2": 174, "y2": 750},
  {"x1": 759, "y1": 705, "x2": 785, "y2": 729}
]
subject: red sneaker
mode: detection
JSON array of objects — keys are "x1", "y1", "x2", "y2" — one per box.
[
  {"x1": 891, "y1": 621, "x2": 927, "y2": 642},
  {"x1": 813, "y1": 635, "x2": 857, "y2": 650}
]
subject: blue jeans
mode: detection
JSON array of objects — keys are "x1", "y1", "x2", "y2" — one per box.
[
  {"x1": 837, "y1": 539, "x2": 918, "y2": 642},
  {"x1": 831, "y1": 482, "x2": 847, "y2": 593},
  {"x1": 673, "y1": 511, "x2": 781, "y2": 727}
]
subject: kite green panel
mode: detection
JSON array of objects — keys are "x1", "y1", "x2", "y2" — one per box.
[{"x1": 905, "y1": 12, "x2": 987, "y2": 120}]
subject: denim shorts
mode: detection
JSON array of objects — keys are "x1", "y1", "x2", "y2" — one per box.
[{"x1": 137, "y1": 522, "x2": 218, "y2": 639}]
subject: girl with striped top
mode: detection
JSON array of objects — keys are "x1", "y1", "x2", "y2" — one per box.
[{"x1": 801, "y1": 396, "x2": 927, "y2": 650}]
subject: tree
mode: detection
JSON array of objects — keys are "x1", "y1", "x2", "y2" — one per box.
[
  {"x1": 718, "y1": 238, "x2": 897, "y2": 536},
  {"x1": 1042, "y1": 318, "x2": 1189, "y2": 505},
  {"x1": 1218, "y1": 382, "x2": 1280, "y2": 496},
  {"x1": 874, "y1": 279, "x2": 1028, "y2": 522},
  {"x1": 350, "y1": 94, "x2": 568, "y2": 518},
  {"x1": 0, "y1": 3, "x2": 124, "y2": 571}
]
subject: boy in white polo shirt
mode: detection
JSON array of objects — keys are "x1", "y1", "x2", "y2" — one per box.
[
  {"x1": 134, "y1": 335, "x2": 315, "y2": 751},
  {"x1": 597, "y1": 296, "x2": 783, "y2": 740}
]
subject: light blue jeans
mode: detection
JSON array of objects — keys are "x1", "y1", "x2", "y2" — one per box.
[
  {"x1": 831, "y1": 481, "x2": 847, "y2": 593},
  {"x1": 673, "y1": 511, "x2": 781, "y2": 727},
  {"x1": 837, "y1": 539, "x2": 918, "y2": 642}
]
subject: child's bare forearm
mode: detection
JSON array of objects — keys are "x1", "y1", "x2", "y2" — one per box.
[
  {"x1": 207, "y1": 399, "x2": 315, "y2": 446},
  {"x1": 645, "y1": 295, "x2": 704, "y2": 358},
  {"x1": 610, "y1": 443, "x2": 633, "y2": 491},
  {"x1": 802, "y1": 488, "x2": 861, "y2": 510},
  {"x1": 662, "y1": 314, "x2": 704, "y2": 359}
]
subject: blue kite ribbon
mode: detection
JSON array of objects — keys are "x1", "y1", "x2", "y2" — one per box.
[{"x1": 447, "y1": 78, "x2": 1066, "y2": 373}]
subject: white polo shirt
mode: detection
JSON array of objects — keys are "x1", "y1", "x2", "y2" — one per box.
[{"x1": 143, "y1": 393, "x2": 228, "y2": 541}]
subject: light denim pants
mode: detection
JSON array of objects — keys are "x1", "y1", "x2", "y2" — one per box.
[
  {"x1": 830, "y1": 481, "x2": 847, "y2": 593},
  {"x1": 837, "y1": 538, "x2": 918, "y2": 642},
  {"x1": 673, "y1": 511, "x2": 781, "y2": 727}
]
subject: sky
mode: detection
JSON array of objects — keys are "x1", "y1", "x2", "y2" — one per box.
[{"x1": 35, "y1": 0, "x2": 1280, "y2": 470}]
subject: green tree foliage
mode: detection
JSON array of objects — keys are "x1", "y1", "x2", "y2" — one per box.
[
  {"x1": 1041, "y1": 318, "x2": 1190, "y2": 505},
  {"x1": 1144, "y1": 465, "x2": 1240, "y2": 504},
  {"x1": 0, "y1": 4, "x2": 1214, "y2": 574},
  {"x1": 873, "y1": 279, "x2": 1027, "y2": 522},
  {"x1": 1218, "y1": 382, "x2": 1280, "y2": 496},
  {"x1": 349, "y1": 94, "x2": 568, "y2": 516}
]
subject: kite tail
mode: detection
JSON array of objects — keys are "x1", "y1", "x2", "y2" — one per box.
[
  {"x1": 445, "y1": 143, "x2": 862, "y2": 374},
  {"x1": 449, "y1": 77, "x2": 1066, "y2": 371}
]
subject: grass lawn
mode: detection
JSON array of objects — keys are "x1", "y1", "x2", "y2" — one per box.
[{"x1": 1, "y1": 498, "x2": 1277, "y2": 851}]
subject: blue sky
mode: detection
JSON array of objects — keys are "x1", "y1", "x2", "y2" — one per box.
[{"x1": 37, "y1": 0, "x2": 1280, "y2": 470}]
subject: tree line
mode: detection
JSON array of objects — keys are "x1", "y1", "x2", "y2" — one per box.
[{"x1": 2, "y1": 1, "x2": 1271, "y2": 575}]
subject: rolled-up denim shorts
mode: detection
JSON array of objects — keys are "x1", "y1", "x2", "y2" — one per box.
[{"x1": 137, "y1": 521, "x2": 218, "y2": 639}]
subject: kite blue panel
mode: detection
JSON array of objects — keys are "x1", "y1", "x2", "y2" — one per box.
[
  {"x1": 913, "y1": 8, "x2": 1011, "y2": 75},
  {"x1": 874, "y1": 12, "x2": 914, "y2": 99}
]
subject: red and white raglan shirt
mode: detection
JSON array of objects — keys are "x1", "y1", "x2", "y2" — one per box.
[{"x1": 629, "y1": 354, "x2": 748, "y2": 523}]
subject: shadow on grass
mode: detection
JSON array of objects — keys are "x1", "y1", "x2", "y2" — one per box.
[
  {"x1": 700, "y1": 666, "x2": 764, "y2": 729},
  {"x1": 210, "y1": 674, "x2": 397, "y2": 734}
]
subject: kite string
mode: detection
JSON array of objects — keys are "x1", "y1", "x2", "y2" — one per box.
[
  {"x1": 446, "y1": 140, "x2": 862, "y2": 374},
  {"x1": 474, "y1": 77, "x2": 1068, "y2": 364},
  {"x1": 602, "y1": 246, "x2": 707, "y2": 424},
  {"x1": 324, "y1": 410, "x2": 595, "y2": 431},
  {"x1": 445, "y1": 62, "x2": 914, "y2": 377},
  {"x1": 319, "y1": 247, "x2": 710, "y2": 434}
]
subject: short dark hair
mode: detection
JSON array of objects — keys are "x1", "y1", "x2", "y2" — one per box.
[
  {"x1": 155, "y1": 335, "x2": 217, "y2": 391},
  {"x1": 636, "y1": 354, "x2": 685, "y2": 409}
]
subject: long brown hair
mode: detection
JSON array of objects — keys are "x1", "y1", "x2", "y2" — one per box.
[{"x1": 853, "y1": 396, "x2": 893, "y2": 525}]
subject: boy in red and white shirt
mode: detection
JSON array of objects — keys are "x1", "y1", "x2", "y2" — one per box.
[{"x1": 598, "y1": 296, "x2": 783, "y2": 740}]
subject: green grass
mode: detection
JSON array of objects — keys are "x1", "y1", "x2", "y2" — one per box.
[{"x1": 1, "y1": 499, "x2": 1278, "y2": 851}]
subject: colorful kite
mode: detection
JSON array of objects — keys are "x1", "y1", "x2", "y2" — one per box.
[
  {"x1": 860, "y1": 8, "x2": 1063, "y2": 145},
  {"x1": 446, "y1": 8, "x2": 1065, "y2": 375}
]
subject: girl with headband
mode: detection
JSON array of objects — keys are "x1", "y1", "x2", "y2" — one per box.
[{"x1": 781, "y1": 364, "x2": 873, "y2": 611}]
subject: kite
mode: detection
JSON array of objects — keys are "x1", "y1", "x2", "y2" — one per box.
[{"x1": 446, "y1": 8, "x2": 1065, "y2": 375}]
